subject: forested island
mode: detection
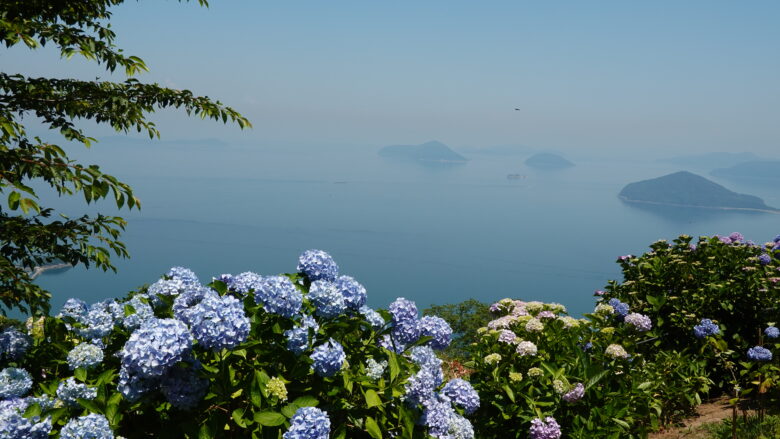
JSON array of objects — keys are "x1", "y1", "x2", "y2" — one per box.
[
  {"x1": 619, "y1": 171, "x2": 777, "y2": 212},
  {"x1": 710, "y1": 160, "x2": 780, "y2": 182},
  {"x1": 524, "y1": 152, "x2": 574, "y2": 169},
  {"x1": 378, "y1": 140, "x2": 468, "y2": 163}
]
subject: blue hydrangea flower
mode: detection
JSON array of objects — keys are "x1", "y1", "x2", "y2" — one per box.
[
  {"x1": 76, "y1": 302, "x2": 116, "y2": 340},
  {"x1": 56, "y1": 377, "x2": 97, "y2": 407},
  {"x1": 58, "y1": 298, "x2": 88, "y2": 321},
  {"x1": 67, "y1": 343, "x2": 104, "y2": 370},
  {"x1": 441, "y1": 379, "x2": 480, "y2": 414},
  {"x1": 562, "y1": 383, "x2": 585, "y2": 403},
  {"x1": 335, "y1": 275, "x2": 366, "y2": 310},
  {"x1": 747, "y1": 346, "x2": 773, "y2": 362},
  {"x1": 403, "y1": 351, "x2": 443, "y2": 407},
  {"x1": 0, "y1": 327, "x2": 31, "y2": 361},
  {"x1": 389, "y1": 297, "x2": 418, "y2": 325},
  {"x1": 0, "y1": 367, "x2": 32, "y2": 399},
  {"x1": 693, "y1": 319, "x2": 720, "y2": 339},
  {"x1": 227, "y1": 271, "x2": 264, "y2": 295},
  {"x1": 283, "y1": 406, "x2": 330, "y2": 439},
  {"x1": 419, "y1": 316, "x2": 453, "y2": 350},
  {"x1": 160, "y1": 361, "x2": 209, "y2": 410},
  {"x1": 607, "y1": 298, "x2": 629, "y2": 319},
  {"x1": 117, "y1": 366, "x2": 155, "y2": 402},
  {"x1": 421, "y1": 393, "x2": 455, "y2": 438},
  {"x1": 308, "y1": 280, "x2": 347, "y2": 318},
  {"x1": 173, "y1": 286, "x2": 219, "y2": 326},
  {"x1": 759, "y1": 253, "x2": 772, "y2": 265},
  {"x1": 255, "y1": 275, "x2": 303, "y2": 318},
  {"x1": 119, "y1": 318, "x2": 193, "y2": 379},
  {"x1": 310, "y1": 339, "x2": 345, "y2": 377},
  {"x1": 378, "y1": 334, "x2": 406, "y2": 353},
  {"x1": 529, "y1": 416, "x2": 562, "y2": 439},
  {"x1": 148, "y1": 278, "x2": 187, "y2": 298},
  {"x1": 188, "y1": 293, "x2": 250, "y2": 351},
  {"x1": 166, "y1": 266, "x2": 200, "y2": 286},
  {"x1": 765, "y1": 326, "x2": 780, "y2": 339},
  {"x1": 60, "y1": 413, "x2": 114, "y2": 439},
  {"x1": 0, "y1": 398, "x2": 52, "y2": 439},
  {"x1": 624, "y1": 313, "x2": 652, "y2": 332},
  {"x1": 297, "y1": 250, "x2": 339, "y2": 282},
  {"x1": 448, "y1": 413, "x2": 475, "y2": 439},
  {"x1": 392, "y1": 320, "x2": 421, "y2": 346},
  {"x1": 359, "y1": 306, "x2": 386, "y2": 329},
  {"x1": 728, "y1": 232, "x2": 745, "y2": 243},
  {"x1": 118, "y1": 296, "x2": 155, "y2": 330},
  {"x1": 284, "y1": 316, "x2": 319, "y2": 355}
]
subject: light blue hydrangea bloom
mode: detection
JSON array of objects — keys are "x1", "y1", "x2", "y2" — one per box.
[
  {"x1": 228, "y1": 271, "x2": 264, "y2": 295},
  {"x1": 529, "y1": 416, "x2": 562, "y2": 439},
  {"x1": 403, "y1": 367, "x2": 441, "y2": 406},
  {"x1": 693, "y1": 319, "x2": 720, "y2": 339},
  {"x1": 75, "y1": 302, "x2": 116, "y2": 340},
  {"x1": 747, "y1": 346, "x2": 773, "y2": 362},
  {"x1": 283, "y1": 406, "x2": 331, "y2": 439},
  {"x1": 766, "y1": 326, "x2": 780, "y2": 339},
  {"x1": 441, "y1": 378, "x2": 480, "y2": 414},
  {"x1": 359, "y1": 306, "x2": 385, "y2": 329},
  {"x1": 310, "y1": 338, "x2": 345, "y2": 377},
  {"x1": 67, "y1": 343, "x2": 104, "y2": 370},
  {"x1": 624, "y1": 313, "x2": 652, "y2": 332},
  {"x1": 188, "y1": 293, "x2": 250, "y2": 351},
  {"x1": 365, "y1": 357, "x2": 387, "y2": 380},
  {"x1": 0, "y1": 367, "x2": 32, "y2": 399},
  {"x1": 56, "y1": 377, "x2": 97, "y2": 407},
  {"x1": 562, "y1": 383, "x2": 585, "y2": 403},
  {"x1": 334, "y1": 275, "x2": 366, "y2": 310},
  {"x1": 60, "y1": 413, "x2": 114, "y2": 439},
  {"x1": 255, "y1": 275, "x2": 303, "y2": 318},
  {"x1": 419, "y1": 316, "x2": 452, "y2": 350},
  {"x1": 297, "y1": 249, "x2": 339, "y2": 282},
  {"x1": 119, "y1": 318, "x2": 193, "y2": 379},
  {"x1": 284, "y1": 316, "x2": 319, "y2": 355},
  {"x1": 607, "y1": 298, "x2": 629, "y2": 319},
  {"x1": 759, "y1": 253, "x2": 772, "y2": 265},
  {"x1": 308, "y1": 280, "x2": 347, "y2": 318},
  {"x1": 389, "y1": 297, "x2": 418, "y2": 324},
  {"x1": 118, "y1": 296, "x2": 155, "y2": 330},
  {"x1": 58, "y1": 298, "x2": 88, "y2": 321},
  {"x1": 448, "y1": 413, "x2": 475, "y2": 439},
  {"x1": 173, "y1": 286, "x2": 219, "y2": 326},
  {"x1": 421, "y1": 393, "x2": 455, "y2": 438},
  {"x1": 147, "y1": 278, "x2": 187, "y2": 298},
  {"x1": 0, "y1": 327, "x2": 31, "y2": 361},
  {"x1": 0, "y1": 397, "x2": 52, "y2": 439},
  {"x1": 378, "y1": 334, "x2": 406, "y2": 354},
  {"x1": 166, "y1": 266, "x2": 200, "y2": 286}
]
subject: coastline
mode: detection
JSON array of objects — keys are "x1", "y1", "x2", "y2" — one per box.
[
  {"x1": 618, "y1": 196, "x2": 780, "y2": 215},
  {"x1": 29, "y1": 263, "x2": 73, "y2": 280}
]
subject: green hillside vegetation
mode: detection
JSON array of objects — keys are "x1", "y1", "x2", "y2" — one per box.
[{"x1": 619, "y1": 171, "x2": 775, "y2": 211}]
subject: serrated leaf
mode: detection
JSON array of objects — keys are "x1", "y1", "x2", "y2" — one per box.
[
  {"x1": 291, "y1": 395, "x2": 318, "y2": 408},
  {"x1": 365, "y1": 416, "x2": 382, "y2": 439},
  {"x1": 364, "y1": 389, "x2": 382, "y2": 408},
  {"x1": 254, "y1": 411, "x2": 286, "y2": 426}
]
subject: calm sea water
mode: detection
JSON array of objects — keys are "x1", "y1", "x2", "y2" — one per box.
[{"x1": 34, "y1": 143, "x2": 780, "y2": 316}]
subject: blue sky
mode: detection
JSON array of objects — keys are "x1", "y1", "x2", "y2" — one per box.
[{"x1": 7, "y1": 0, "x2": 780, "y2": 155}]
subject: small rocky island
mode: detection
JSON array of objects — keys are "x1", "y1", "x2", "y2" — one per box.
[
  {"x1": 524, "y1": 153, "x2": 574, "y2": 169},
  {"x1": 378, "y1": 140, "x2": 468, "y2": 163},
  {"x1": 619, "y1": 171, "x2": 777, "y2": 212}
]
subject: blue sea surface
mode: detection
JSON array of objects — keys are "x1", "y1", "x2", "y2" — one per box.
[{"x1": 34, "y1": 143, "x2": 780, "y2": 316}]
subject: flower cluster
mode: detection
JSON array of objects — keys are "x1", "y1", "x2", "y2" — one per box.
[
  {"x1": 529, "y1": 416, "x2": 562, "y2": 439},
  {"x1": 67, "y1": 343, "x2": 105, "y2": 370},
  {"x1": 418, "y1": 316, "x2": 453, "y2": 350},
  {"x1": 765, "y1": 326, "x2": 779, "y2": 339},
  {"x1": 60, "y1": 413, "x2": 114, "y2": 439},
  {"x1": 747, "y1": 346, "x2": 773, "y2": 362},
  {"x1": 297, "y1": 249, "x2": 339, "y2": 282},
  {"x1": 310, "y1": 339, "x2": 346, "y2": 377},
  {"x1": 365, "y1": 357, "x2": 387, "y2": 380},
  {"x1": 441, "y1": 379, "x2": 480, "y2": 414},
  {"x1": 693, "y1": 318, "x2": 720, "y2": 339},
  {"x1": 188, "y1": 292, "x2": 250, "y2": 351},
  {"x1": 0, "y1": 367, "x2": 32, "y2": 399},
  {"x1": 624, "y1": 313, "x2": 652, "y2": 332},
  {"x1": 0, "y1": 327, "x2": 31, "y2": 361},
  {"x1": 605, "y1": 344, "x2": 629, "y2": 359},
  {"x1": 607, "y1": 298, "x2": 629, "y2": 319},
  {"x1": 335, "y1": 275, "x2": 367, "y2": 310},
  {"x1": 308, "y1": 280, "x2": 348, "y2": 318},
  {"x1": 0, "y1": 398, "x2": 52, "y2": 439},
  {"x1": 266, "y1": 377, "x2": 288, "y2": 401},
  {"x1": 516, "y1": 341, "x2": 538, "y2": 356},
  {"x1": 562, "y1": 383, "x2": 585, "y2": 403},
  {"x1": 283, "y1": 407, "x2": 331, "y2": 439},
  {"x1": 56, "y1": 377, "x2": 97, "y2": 407},
  {"x1": 255, "y1": 275, "x2": 303, "y2": 318},
  {"x1": 284, "y1": 315, "x2": 319, "y2": 355}
]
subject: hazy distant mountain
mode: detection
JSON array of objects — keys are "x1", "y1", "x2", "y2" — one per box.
[
  {"x1": 710, "y1": 161, "x2": 780, "y2": 182},
  {"x1": 619, "y1": 171, "x2": 775, "y2": 211},
  {"x1": 524, "y1": 153, "x2": 574, "y2": 169},
  {"x1": 656, "y1": 152, "x2": 760, "y2": 169},
  {"x1": 378, "y1": 141, "x2": 468, "y2": 163}
]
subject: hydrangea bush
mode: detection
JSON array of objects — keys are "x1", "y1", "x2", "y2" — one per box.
[{"x1": 0, "y1": 250, "x2": 477, "y2": 439}]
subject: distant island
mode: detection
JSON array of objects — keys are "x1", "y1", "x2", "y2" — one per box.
[
  {"x1": 619, "y1": 171, "x2": 777, "y2": 212},
  {"x1": 524, "y1": 153, "x2": 574, "y2": 169},
  {"x1": 378, "y1": 141, "x2": 468, "y2": 164},
  {"x1": 656, "y1": 152, "x2": 759, "y2": 169},
  {"x1": 710, "y1": 161, "x2": 780, "y2": 182},
  {"x1": 28, "y1": 262, "x2": 73, "y2": 279}
]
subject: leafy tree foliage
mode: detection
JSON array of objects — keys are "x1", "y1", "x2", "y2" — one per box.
[
  {"x1": 0, "y1": 0, "x2": 251, "y2": 315},
  {"x1": 423, "y1": 299, "x2": 492, "y2": 359}
]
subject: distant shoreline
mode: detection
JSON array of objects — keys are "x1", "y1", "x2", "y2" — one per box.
[
  {"x1": 29, "y1": 263, "x2": 73, "y2": 280},
  {"x1": 618, "y1": 196, "x2": 780, "y2": 214}
]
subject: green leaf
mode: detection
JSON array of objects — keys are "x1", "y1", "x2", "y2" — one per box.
[
  {"x1": 254, "y1": 411, "x2": 286, "y2": 427},
  {"x1": 364, "y1": 389, "x2": 382, "y2": 408},
  {"x1": 74, "y1": 368, "x2": 88, "y2": 382},
  {"x1": 612, "y1": 418, "x2": 630, "y2": 429},
  {"x1": 7, "y1": 191, "x2": 20, "y2": 210},
  {"x1": 198, "y1": 423, "x2": 214, "y2": 439},
  {"x1": 388, "y1": 353, "x2": 400, "y2": 381},
  {"x1": 291, "y1": 395, "x2": 318, "y2": 408},
  {"x1": 364, "y1": 416, "x2": 382, "y2": 439}
]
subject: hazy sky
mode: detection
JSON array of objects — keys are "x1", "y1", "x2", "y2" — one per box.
[{"x1": 7, "y1": 1, "x2": 780, "y2": 155}]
